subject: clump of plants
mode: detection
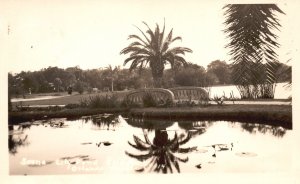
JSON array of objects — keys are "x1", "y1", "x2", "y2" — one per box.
[
  {"x1": 121, "y1": 98, "x2": 141, "y2": 108},
  {"x1": 79, "y1": 94, "x2": 120, "y2": 108},
  {"x1": 175, "y1": 100, "x2": 197, "y2": 107},
  {"x1": 142, "y1": 92, "x2": 158, "y2": 107},
  {"x1": 212, "y1": 95, "x2": 224, "y2": 105},
  {"x1": 142, "y1": 92, "x2": 174, "y2": 108},
  {"x1": 197, "y1": 94, "x2": 210, "y2": 106},
  {"x1": 65, "y1": 103, "x2": 80, "y2": 109}
]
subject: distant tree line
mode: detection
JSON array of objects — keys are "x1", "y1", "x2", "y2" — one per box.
[{"x1": 8, "y1": 61, "x2": 291, "y2": 96}]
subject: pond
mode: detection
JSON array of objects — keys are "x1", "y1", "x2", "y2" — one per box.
[
  {"x1": 209, "y1": 82, "x2": 291, "y2": 99},
  {"x1": 9, "y1": 114, "x2": 292, "y2": 175}
]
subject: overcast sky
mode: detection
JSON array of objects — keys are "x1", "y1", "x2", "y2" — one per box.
[{"x1": 1, "y1": 0, "x2": 299, "y2": 74}]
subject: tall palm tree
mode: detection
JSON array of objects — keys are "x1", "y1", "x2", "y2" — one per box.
[
  {"x1": 120, "y1": 21, "x2": 192, "y2": 88},
  {"x1": 125, "y1": 128, "x2": 198, "y2": 173},
  {"x1": 105, "y1": 65, "x2": 119, "y2": 92},
  {"x1": 223, "y1": 4, "x2": 284, "y2": 99}
]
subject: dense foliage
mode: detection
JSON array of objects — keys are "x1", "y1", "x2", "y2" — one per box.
[{"x1": 8, "y1": 60, "x2": 290, "y2": 97}]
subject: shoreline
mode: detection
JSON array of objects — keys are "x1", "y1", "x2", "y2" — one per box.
[{"x1": 8, "y1": 104, "x2": 292, "y2": 129}]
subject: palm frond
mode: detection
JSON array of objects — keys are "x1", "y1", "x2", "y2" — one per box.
[
  {"x1": 224, "y1": 4, "x2": 284, "y2": 98},
  {"x1": 125, "y1": 151, "x2": 153, "y2": 161},
  {"x1": 121, "y1": 21, "x2": 192, "y2": 87}
]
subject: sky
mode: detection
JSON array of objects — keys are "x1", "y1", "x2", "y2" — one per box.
[{"x1": 0, "y1": 0, "x2": 299, "y2": 74}]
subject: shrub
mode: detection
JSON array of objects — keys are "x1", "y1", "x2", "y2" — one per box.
[
  {"x1": 212, "y1": 95, "x2": 224, "y2": 105},
  {"x1": 65, "y1": 103, "x2": 80, "y2": 109},
  {"x1": 175, "y1": 100, "x2": 197, "y2": 107},
  {"x1": 160, "y1": 98, "x2": 174, "y2": 107},
  {"x1": 79, "y1": 97, "x2": 89, "y2": 107},
  {"x1": 67, "y1": 86, "x2": 73, "y2": 95},
  {"x1": 87, "y1": 87, "x2": 93, "y2": 94},
  {"x1": 142, "y1": 92, "x2": 157, "y2": 107},
  {"x1": 121, "y1": 98, "x2": 141, "y2": 108},
  {"x1": 80, "y1": 94, "x2": 120, "y2": 108},
  {"x1": 74, "y1": 81, "x2": 85, "y2": 94}
]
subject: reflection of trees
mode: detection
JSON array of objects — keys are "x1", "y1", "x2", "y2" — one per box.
[
  {"x1": 125, "y1": 128, "x2": 198, "y2": 173},
  {"x1": 178, "y1": 120, "x2": 213, "y2": 137},
  {"x1": 240, "y1": 123, "x2": 286, "y2": 137},
  {"x1": 126, "y1": 117, "x2": 174, "y2": 130},
  {"x1": 8, "y1": 124, "x2": 30, "y2": 155},
  {"x1": 84, "y1": 114, "x2": 120, "y2": 130}
]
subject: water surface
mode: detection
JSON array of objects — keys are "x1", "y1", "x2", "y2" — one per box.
[{"x1": 9, "y1": 115, "x2": 292, "y2": 174}]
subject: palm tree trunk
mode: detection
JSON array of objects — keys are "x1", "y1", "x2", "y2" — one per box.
[
  {"x1": 153, "y1": 130, "x2": 168, "y2": 147},
  {"x1": 153, "y1": 76, "x2": 163, "y2": 88},
  {"x1": 151, "y1": 62, "x2": 164, "y2": 88}
]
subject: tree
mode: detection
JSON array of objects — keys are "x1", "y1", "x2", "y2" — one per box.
[
  {"x1": 174, "y1": 63, "x2": 206, "y2": 86},
  {"x1": 223, "y1": 4, "x2": 284, "y2": 98},
  {"x1": 54, "y1": 78, "x2": 62, "y2": 92},
  {"x1": 207, "y1": 60, "x2": 230, "y2": 85},
  {"x1": 74, "y1": 81, "x2": 85, "y2": 94},
  {"x1": 105, "y1": 65, "x2": 119, "y2": 92},
  {"x1": 120, "y1": 21, "x2": 192, "y2": 88}
]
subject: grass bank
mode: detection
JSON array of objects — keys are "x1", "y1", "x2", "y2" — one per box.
[
  {"x1": 9, "y1": 107, "x2": 129, "y2": 124},
  {"x1": 129, "y1": 105, "x2": 292, "y2": 129},
  {"x1": 9, "y1": 104, "x2": 292, "y2": 129},
  {"x1": 11, "y1": 91, "x2": 128, "y2": 109}
]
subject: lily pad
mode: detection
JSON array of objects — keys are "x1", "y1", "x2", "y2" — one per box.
[
  {"x1": 195, "y1": 164, "x2": 202, "y2": 169},
  {"x1": 195, "y1": 148, "x2": 208, "y2": 153},
  {"x1": 81, "y1": 142, "x2": 93, "y2": 145},
  {"x1": 134, "y1": 166, "x2": 144, "y2": 172},
  {"x1": 235, "y1": 152, "x2": 257, "y2": 157}
]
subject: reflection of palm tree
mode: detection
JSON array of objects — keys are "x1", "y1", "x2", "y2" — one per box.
[{"x1": 125, "y1": 129, "x2": 197, "y2": 173}]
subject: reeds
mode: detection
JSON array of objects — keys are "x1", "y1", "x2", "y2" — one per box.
[{"x1": 80, "y1": 94, "x2": 120, "y2": 108}]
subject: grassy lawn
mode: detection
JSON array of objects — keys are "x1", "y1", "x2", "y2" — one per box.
[{"x1": 11, "y1": 91, "x2": 129, "y2": 107}]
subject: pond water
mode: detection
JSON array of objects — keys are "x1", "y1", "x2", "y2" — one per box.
[
  {"x1": 209, "y1": 82, "x2": 291, "y2": 99},
  {"x1": 9, "y1": 114, "x2": 292, "y2": 175}
]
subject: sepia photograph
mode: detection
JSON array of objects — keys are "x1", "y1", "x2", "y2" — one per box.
[{"x1": 1, "y1": 0, "x2": 299, "y2": 183}]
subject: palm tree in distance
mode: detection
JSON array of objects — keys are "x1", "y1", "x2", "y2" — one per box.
[
  {"x1": 120, "y1": 21, "x2": 192, "y2": 88},
  {"x1": 223, "y1": 4, "x2": 285, "y2": 99},
  {"x1": 105, "y1": 65, "x2": 119, "y2": 92}
]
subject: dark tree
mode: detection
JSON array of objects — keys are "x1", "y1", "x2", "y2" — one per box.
[{"x1": 120, "y1": 21, "x2": 192, "y2": 87}]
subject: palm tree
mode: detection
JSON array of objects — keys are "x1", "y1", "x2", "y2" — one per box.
[
  {"x1": 223, "y1": 4, "x2": 284, "y2": 99},
  {"x1": 120, "y1": 21, "x2": 192, "y2": 88},
  {"x1": 125, "y1": 128, "x2": 197, "y2": 173},
  {"x1": 105, "y1": 65, "x2": 119, "y2": 92}
]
